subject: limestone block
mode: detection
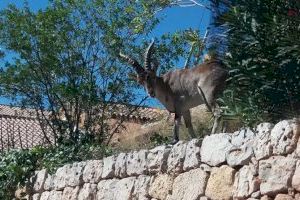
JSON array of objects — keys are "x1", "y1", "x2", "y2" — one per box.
[
  {"x1": 40, "y1": 191, "x2": 62, "y2": 200},
  {"x1": 259, "y1": 156, "x2": 297, "y2": 196},
  {"x1": 54, "y1": 164, "x2": 69, "y2": 190},
  {"x1": 30, "y1": 169, "x2": 47, "y2": 193},
  {"x1": 261, "y1": 195, "x2": 271, "y2": 200},
  {"x1": 201, "y1": 133, "x2": 234, "y2": 166},
  {"x1": 83, "y1": 160, "x2": 103, "y2": 183},
  {"x1": 127, "y1": 150, "x2": 148, "y2": 176},
  {"x1": 133, "y1": 175, "x2": 151, "y2": 200},
  {"x1": 199, "y1": 163, "x2": 212, "y2": 172},
  {"x1": 274, "y1": 194, "x2": 294, "y2": 200},
  {"x1": 43, "y1": 174, "x2": 54, "y2": 191},
  {"x1": 205, "y1": 165, "x2": 236, "y2": 200},
  {"x1": 78, "y1": 183, "x2": 97, "y2": 200},
  {"x1": 292, "y1": 161, "x2": 300, "y2": 192},
  {"x1": 101, "y1": 155, "x2": 116, "y2": 179},
  {"x1": 62, "y1": 186, "x2": 80, "y2": 200},
  {"x1": 199, "y1": 197, "x2": 209, "y2": 200},
  {"x1": 253, "y1": 123, "x2": 274, "y2": 161},
  {"x1": 183, "y1": 139, "x2": 201, "y2": 171},
  {"x1": 234, "y1": 165, "x2": 260, "y2": 199},
  {"x1": 226, "y1": 144, "x2": 254, "y2": 167},
  {"x1": 170, "y1": 168, "x2": 209, "y2": 200},
  {"x1": 231, "y1": 128, "x2": 255, "y2": 147},
  {"x1": 40, "y1": 191, "x2": 50, "y2": 200},
  {"x1": 167, "y1": 141, "x2": 187, "y2": 174},
  {"x1": 32, "y1": 193, "x2": 41, "y2": 200},
  {"x1": 147, "y1": 145, "x2": 171, "y2": 174},
  {"x1": 114, "y1": 177, "x2": 136, "y2": 200},
  {"x1": 115, "y1": 153, "x2": 127, "y2": 178},
  {"x1": 48, "y1": 191, "x2": 63, "y2": 200},
  {"x1": 97, "y1": 179, "x2": 118, "y2": 200},
  {"x1": 271, "y1": 120, "x2": 300, "y2": 155},
  {"x1": 66, "y1": 162, "x2": 86, "y2": 187},
  {"x1": 149, "y1": 174, "x2": 174, "y2": 200}
]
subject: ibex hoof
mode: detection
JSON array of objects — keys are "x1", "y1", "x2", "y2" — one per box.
[{"x1": 170, "y1": 139, "x2": 179, "y2": 145}]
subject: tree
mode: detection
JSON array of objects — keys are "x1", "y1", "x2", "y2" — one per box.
[{"x1": 215, "y1": 0, "x2": 300, "y2": 125}]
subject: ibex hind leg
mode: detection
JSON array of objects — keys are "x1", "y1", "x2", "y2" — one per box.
[
  {"x1": 171, "y1": 113, "x2": 181, "y2": 145},
  {"x1": 197, "y1": 86, "x2": 219, "y2": 134},
  {"x1": 183, "y1": 110, "x2": 196, "y2": 139}
]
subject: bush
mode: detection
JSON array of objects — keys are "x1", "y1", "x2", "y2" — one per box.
[{"x1": 0, "y1": 143, "x2": 113, "y2": 200}]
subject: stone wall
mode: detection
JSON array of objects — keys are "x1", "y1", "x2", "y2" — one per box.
[{"x1": 21, "y1": 119, "x2": 300, "y2": 200}]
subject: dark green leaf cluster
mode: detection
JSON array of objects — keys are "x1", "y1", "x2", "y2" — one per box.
[{"x1": 216, "y1": 0, "x2": 300, "y2": 125}]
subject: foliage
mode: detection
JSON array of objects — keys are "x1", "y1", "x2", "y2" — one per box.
[
  {"x1": 0, "y1": 142, "x2": 113, "y2": 200},
  {"x1": 0, "y1": 0, "x2": 190, "y2": 145},
  {"x1": 215, "y1": 0, "x2": 300, "y2": 126}
]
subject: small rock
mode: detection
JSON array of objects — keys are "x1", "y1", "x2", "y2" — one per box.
[
  {"x1": 126, "y1": 150, "x2": 148, "y2": 176},
  {"x1": 201, "y1": 133, "x2": 234, "y2": 166},
  {"x1": 133, "y1": 175, "x2": 151, "y2": 200},
  {"x1": 40, "y1": 191, "x2": 50, "y2": 200},
  {"x1": 167, "y1": 141, "x2": 187, "y2": 174},
  {"x1": 292, "y1": 161, "x2": 300, "y2": 192},
  {"x1": 114, "y1": 177, "x2": 136, "y2": 200},
  {"x1": 78, "y1": 183, "x2": 97, "y2": 200},
  {"x1": 253, "y1": 124, "x2": 273, "y2": 161},
  {"x1": 97, "y1": 179, "x2": 118, "y2": 200},
  {"x1": 83, "y1": 160, "x2": 103, "y2": 183},
  {"x1": 234, "y1": 165, "x2": 260, "y2": 198},
  {"x1": 271, "y1": 120, "x2": 300, "y2": 155},
  {"x1": 231, "y1": 128, "x2": 255, "y2": 147},
  {"x1": 147, "y1": 145, "x2": 171, "y2": 174},
  {"x1": 199, "y1": 163, "x2": 212, "y2": 172},
  {"x1": 274, "y1": 194, "x2": 294, "y2": 200},
  {"x1": 41, "y1": 191, "x2": 62, "y2": 200},
  {"x1": 101, "y1": 155, "x2": 116, "y2": 179},
  {"x1": 205, "y1": 165, "x2": 236, "y2": 200},
  {"x1": 259, "y1": 156, "x2": 297, "y2": 196},
  {"x1": 149, "y1": 174, "x2": 174, "y2": 200},
  {"x1": 30, "y1": 169, "x2": 47, "y2": 193},
  {"x1": 183, "y1": 139, "x2": 201, "y2": 171},
  {"x1": 226, "y1": 144, "x2": 254, "y2": 167},
  {"x1": 169, "y1": 168, "x2": 209, "y2": 200},
  {"x1": 62, "y1": 186, "x2": 80, "y2": 200},
  {"x1": 32, "y1": 193, "x2": 41, "y2": 200},
  {"x1": 251, "y1": 191, "x2": 261, "y2": 198},
  {"x1": 114, "y1": 153, "x2": 128, "y2": 178},
  {"x1": 261, "y1": 195, "x2": 271, "y2": 200}
]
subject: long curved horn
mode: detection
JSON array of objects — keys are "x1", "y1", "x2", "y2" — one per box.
[
  {"x1": 144, "y1": 39, "x2": 155, "y2": 70},
  {"x1": 119, "y1": 53, "x2": 145, "y2": 75}
]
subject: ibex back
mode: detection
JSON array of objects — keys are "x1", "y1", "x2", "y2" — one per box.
[{"x1": 120, "y1": 40, "x2": 228, "y2": 144}]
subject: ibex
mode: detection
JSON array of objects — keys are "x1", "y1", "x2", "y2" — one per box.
[{"x1": 120, "y1": 40, "x2": 228, "y2": 144}]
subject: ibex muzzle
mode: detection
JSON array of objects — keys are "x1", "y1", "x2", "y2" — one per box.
[{"x1": 120, "y1": 40, "x2": 228, "y2": 144}]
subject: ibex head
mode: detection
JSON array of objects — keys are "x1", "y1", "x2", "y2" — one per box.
[{"x1": 119, "y1": 40, "x2": 158, "y2": 97}]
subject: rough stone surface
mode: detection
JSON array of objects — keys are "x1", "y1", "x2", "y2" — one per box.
[
  {"x1": 149, "y1": 174, "x2": 174, "y2": 200},
  {"x1": 133, "y1": 175, "x2": 151, "y2": 200},
  {"x1": 147, "y1": 145, "x2": 171, "y2": 174},
  {"x1": 40, "y1": 191, "x2": 50, "y2": 200},
  {"x1": 114, "y1": 177, "x2": 136, "y2": 200},
  {"x1": 234, "y1": 165, "x2": 260, "y2": 198},
  {"x1": 183, "y1": 139, "x2": 201, "y2": 171},
  {"x1": 97, "y1": 179, "x2": 118, "y2": 200},
  {"x1": 167, "y1": 141, "x2": 187, "y2": 174},
  {"x1": 32, "y1": 193, "x2": 40, "y2": 200},
  {"x1": 274, "y1": 194, "x2": 294, "y2": 200},
  {"x1": 43, "y1": 174, "x2": 54, "y2": 191},
  {"x1": 201, "y1": 133, "x2": 234, "y2": 166},
  {"x1": 253, "y1": 123, "x2": 274, "y2": 161},
  {"x1": 78, "y1": 183, "x2": 97, "y2": 200},
  {"x1": 292, "y1": 161, "x2": 300, "y2": 192},
  {"x1": 62, "y1": 186, "x2": 80, "y2": 200},
  {"x1": 205, "y1": 165, "x2": 236, "y2": 200},
  {"x1": 259, "y1": 156, "x2": 297, "y2": 196},
  {"x1": 83, "y1": 160, "x2": 103, "y2": 183},
  {"x1": 170, "y1": 168, "x2": 209, "y2": 200},
  {"x1": 226, "y1": 144, "x2": 254, "y2": 167},
  {"x1": 101, "y1": 155, "x2": 116, "y2": 179},
  {"x1": 126, "y1": 150, "x2": 148, "y2": 176},
  {"x1": 115, "y1": 153, "x2": 128, "y2": 178},
  {"x1": 40, "y1": 191, "x2": 62, "y2": 200},
  {"x1": 231, "y1": 128, "x2": 255, "y2": 147},
  {"x1": 271, "y1": 120, "x2": 300, "y2": 155},
  {"x1": 30, "y1": 169, "x2": 47, "y2": 193}
]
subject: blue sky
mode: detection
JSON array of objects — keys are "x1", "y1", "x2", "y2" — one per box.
[{"x1": 0, "y1": 0, "x2": 211, "y2": 106}]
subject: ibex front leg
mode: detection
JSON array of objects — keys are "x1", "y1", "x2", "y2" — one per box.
[
  {"x1": 183, "y1": 110, "x2": 196, "y2": 139},
  {"x1": 171, "y1": 113, "x2": 181, "y2": 145}
]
